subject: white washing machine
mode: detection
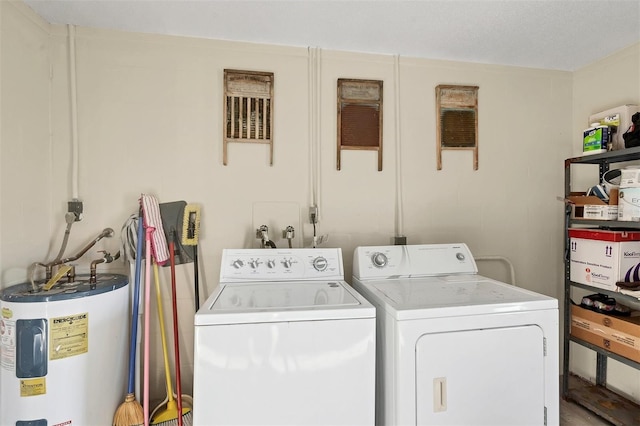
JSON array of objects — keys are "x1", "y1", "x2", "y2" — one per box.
[
  {"x1": 351, "y1": 244, "x2": 559, "y2": 426},
  {"x1": 193, "y1": 248, "x2": 376, "y2": 426}
]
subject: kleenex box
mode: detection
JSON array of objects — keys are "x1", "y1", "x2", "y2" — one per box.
[{"x1": 569, "y1": 228, "x2": 640, "y2": 291}]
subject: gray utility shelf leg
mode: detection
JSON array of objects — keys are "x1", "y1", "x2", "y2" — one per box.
[
  {"x1": 562, "y1": 203, "x2": 572, "y2": 400},
  {"x1": 596, "y1": 353, "x2": 607, "y2": 386}
]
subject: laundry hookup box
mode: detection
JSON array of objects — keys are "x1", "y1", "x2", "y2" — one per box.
[{"x1": 569, "y1": 228, "x2": 640, "y2": 291}]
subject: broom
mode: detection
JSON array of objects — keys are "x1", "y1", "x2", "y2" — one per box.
[
  {"x1": 140, "y1": 193, "x2": 171, "y2": 426},
  {"x1": 181, "y1": 204, "x2": 201, "y2": 311},
  {"x1": 150, "y1": 262, "x2": 192, "y2": 426},
  {"x1": 164, "y1": 231, "x2": 193, "y2": 426},
  {"x1": 113, "y1": 211, "x2": 145, "y2": 426}
]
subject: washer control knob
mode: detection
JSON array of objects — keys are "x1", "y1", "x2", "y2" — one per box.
[
  {"x1": 267, "y1": 259, "x2": 276, "y2": 269},
  {"x1": 371, "y1": 252, "x2": 388, "y2": 268},
  {"x1": 312, "y1": 256, "x2": 328, "y2": 272},
  {"x1": 248, "y1": 259, "x2": 260, "y2": 269},
  {"x1": 282, "y1": 259, "x2": 292, "y2": 269},
  {"x1": 232, "y1": 260, "x2": 244, "y2": 269},
  {"x1": 456, "y1": 252, "x2": 466, "y2": 261}
]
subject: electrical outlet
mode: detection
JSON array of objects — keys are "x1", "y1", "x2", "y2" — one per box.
[
  {"x1": 309, "y1": 206, "x2": 318, "y2": 224},
  {"x1": 393, "y1": 235, "x2": 407, "y2": 245},
  {"x1": 68, "y1": 199, "x2": 83, "y2": 221}
]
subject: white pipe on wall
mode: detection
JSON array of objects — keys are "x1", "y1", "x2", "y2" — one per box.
[
  {"x1": 68, "y1": 24, "x2": 79, "y2": 201},
  {"x1": 475, "y1": 255, "x2": 517, "y2": 286},
  {"x1": 308, "y1": 47, "x2": 315, "y2": 208},
  {"x1": 315, "y1": 48, "x2": 322, "y2": 221},
  {"x1": 394, "y1": 55, "x2": 404, "y2": 237},
  {"x1": 307, "y1": 47, "x2": 321, "y2": 212}
]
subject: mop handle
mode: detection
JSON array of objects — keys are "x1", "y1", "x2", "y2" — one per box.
[
  {"x1": 128, "y1": 212, "x2": 144, "y2": 394},
  {"x1": 194, "y1": 248, "x2": 200, "y2": 311},
  {"x1": 169, "y1": 239, "x2": 183, "y2": 426},
  {"x1": 153, "y1": 262, "x2": 175, "y2": 401},
  {"x1": 143, "y1": 227, "x2": 153, "y2": 426}
]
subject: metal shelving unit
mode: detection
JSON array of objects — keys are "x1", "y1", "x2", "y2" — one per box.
[{"x1": 563, "y1": 148, "x2": 640, "y2": 425}]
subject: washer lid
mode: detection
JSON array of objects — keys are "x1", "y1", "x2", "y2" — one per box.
[
  {"x1": 355, "y1": 274, "x2": 557, "y2": 320},
  {"x1": 195, "y1": 281, "x2": 375, "y2": 325}
]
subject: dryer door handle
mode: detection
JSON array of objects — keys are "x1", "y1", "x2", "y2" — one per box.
[{"x1": 433, "y1": 377, "x2": 447, "y2": 412}]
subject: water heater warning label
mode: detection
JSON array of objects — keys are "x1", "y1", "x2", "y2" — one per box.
[
  {"x1": 50, "y1": 313, "x2": 88, "y2": 360},
  {"x1": 20, "y1": 377, "x2": 46, "y2": 397},
  {"x1": 0, "y1": 318, "x2": 16, "y2": 371}
]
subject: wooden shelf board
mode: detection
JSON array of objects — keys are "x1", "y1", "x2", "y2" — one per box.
[{"x1": 565, "y1": 374, "x2": 640, "y2": 426}]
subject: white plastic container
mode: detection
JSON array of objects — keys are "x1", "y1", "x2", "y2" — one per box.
[
  {"x1": 602, "y1": 168, "x2": 621, "y2": 195},
  {"x1": 618, "y1": 187, "x2": 640, "y2": 221},
  {"x1": 620, "y1": 166, "x2": 640, "y2": 187},
  {"x1": 583, "y1": 126, "x2": 609, "y2": 155}
]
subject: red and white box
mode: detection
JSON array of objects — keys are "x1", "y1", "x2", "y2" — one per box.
[{"x1": 569, "y1": 228, "x2": 640, "y2": 291}]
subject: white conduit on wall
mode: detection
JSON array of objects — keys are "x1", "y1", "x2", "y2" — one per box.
[
  {"x1": 315, "y1": 48, "x2": 322, "y2": 220},
  {"x1": 308, "y1": 47, "x2": 315, "y2": 208},
  {"x1": 307, "y1": 47, "x2": 322, "y2": 218},
  {"x1": 475, "y1": 255, "x2": 517, "y2": 286},
  {"x1": 68, "y1": 24, "x2": 80, "y2": 200},
  {"x1": 394, "y1": 55, "x2": 404, "y2": 237}
]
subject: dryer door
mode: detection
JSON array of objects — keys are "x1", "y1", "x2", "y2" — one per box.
[{"x1": 416, "y1": 325, "x2": 545, "y2": 425}]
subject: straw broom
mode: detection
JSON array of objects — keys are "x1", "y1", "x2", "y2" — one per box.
[
  {"x1": 113, "y1": 211, "x2": 145, "y2": 426},
  {"x1": 113, "y1": 394, "x2": 144, "y2": 426}
]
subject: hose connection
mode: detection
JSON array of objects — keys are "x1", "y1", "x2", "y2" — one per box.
[
  {"x1": 257, "y1": 225, "x2": 276, "y2": 248},
  {"x1": 89, "y1": 250, "x2": 121, "y2": 288}
]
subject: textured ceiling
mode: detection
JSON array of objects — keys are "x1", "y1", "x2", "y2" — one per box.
[{"x1": 22, "y1": 0, "x2": 640, "y2": 71}]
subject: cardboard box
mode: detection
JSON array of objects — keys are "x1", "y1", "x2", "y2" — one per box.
[
  {"x1": 568, "y1": 195, "x2": 618, "y2": 220},
  {"x1": 571, "y1": 304, "x2": 640, "y2": 363},
  {"x1": 569, "y1": 228, "x2": 640, "y2": 291}
]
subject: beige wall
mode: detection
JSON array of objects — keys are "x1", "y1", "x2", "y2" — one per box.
[
  {"x1": 1, "y1": 2, "x2": 53, "y2": 285},
  {"x1": 4, "y1": 0, "x2": 637, "y2": 409},
  {"x1": 569, "y1": 42, "x2": 640, "y2": 401}
]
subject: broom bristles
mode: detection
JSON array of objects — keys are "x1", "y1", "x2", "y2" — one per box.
[
  {"x1": 113, "y1": 393, "x2": 144, "y2": 426},
  {"x1": 151, "y1": 398, "x2": 192, "y2": 426},
  {"x1": 151, "y1": 410, "x2": 192, "y2": 426}
]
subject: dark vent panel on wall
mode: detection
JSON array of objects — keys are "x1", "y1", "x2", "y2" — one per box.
[
  {"x1": 440, "y1": 109, "x2": 476, "y2": 148},
  {"x1": 340, "y1": 103, "x2": 380, "y2": 147}
]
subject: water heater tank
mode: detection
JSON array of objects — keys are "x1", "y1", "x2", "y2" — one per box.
[{"x1": 0, "y1": 273, "x2": 129, "y2": 425}]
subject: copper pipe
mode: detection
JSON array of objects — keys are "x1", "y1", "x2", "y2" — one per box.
[
  {"x1": 66, "y1": 265, "x2": 76, "y2": 283},
  {"x1": 45, "y1": 228, "x2": 114, "y2": 277},
  {"x1": 89, "y1": 250, "x2": 121, "y2": 287}
]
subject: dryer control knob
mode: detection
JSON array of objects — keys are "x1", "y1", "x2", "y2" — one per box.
[
  {"x1": 267, "y1": 259, "x2": 276, "y2": 268},
  {"x1": 371, "y1": 252, "x2": 388, "y2": 268},
  {"x1": 248, "y1": 259, "x2": 260, "y2": 269},
  {"x1": 312, "y1": 256, "x2": 328, "y2": 271}
]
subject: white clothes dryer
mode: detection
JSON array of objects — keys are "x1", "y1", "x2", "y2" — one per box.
[
  {"x1": 351, "y1": 243, "x2": 559, "y2": 426},
  {"x1": 193, "y1": 248, "x2": 376, "y2": 426}
]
